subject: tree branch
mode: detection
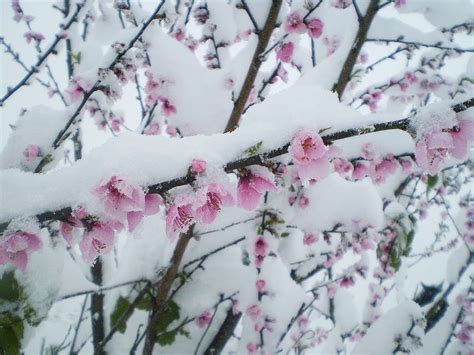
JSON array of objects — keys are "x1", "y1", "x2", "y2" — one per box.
[
  {"x1": 224, "y1": 0, "x2": 283, "y2": 132},
  {"x1": 334, "y1": 0, "x2": 380, "y2": 98}
]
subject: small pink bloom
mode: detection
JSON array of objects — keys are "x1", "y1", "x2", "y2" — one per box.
[
  {"x1": 327, "y1": 285, "x2": 337, "y2": 298},
  {"x1": 237, "y1": 168, "x2": 277, "y2": 211},
  {"x1": 144, "y1": 122, "x2": 160, "y2": 135},
  {"x1": 191, "y1": 159, "x2": 207, "y2": 173},
  {"x1": 298, "y1": 195, "x2": 310, "y2": 208},
  {"x1": 303, "y1": 232, "x2": 318, "y2": 245},
  {"x1": 395, "y1": 0, "x2": 406, "y2": 8},
  {"x1": 256, "y1": 279, "x2": 266, "y2": 293},
  {"x1": 276, "y1": 42, "x2": 294, "y2": 63},
  {"x1": 415, "y1": 131, "x2": 454, "y2": 175},
  {"x1": 333, "y1": 158, "x2": 353, "y2": 178},
  {"x1": 79, "y1": 222, "x2": 115, "y2": 264},
  {"x1": 352, "y1": 161, "x2": 369, "y2": 180},
  {"x1": 254, "y1": 236, "x2": 269, "y2": 257},
  {"x1": 224, "y1": 77, "x2": 234, "y2": 90},
  {"x1": 194, "y1": 183, "x2": 234, "y2": 224},
  {"x1": 246, "y1": 343, "x2": 258, "y2": 355},
  {"x1": 160, "y1": 97, "x2": 177, "y2": 116},
  {"x1": 196, "y1": 310, "x2": 212, "y2": 328},
  {"x1": 145, "y1": 193, "x2": 163, "y2": 215},
  {"x1": 307, "y1": 18, "x2": 324, "y2": 39},
  {"x1": 166, "y1": 125, "x2": 178, "y2": 137},
  {"x1": 166, "y1": 194, "x2": 194, "y2": 239},
  {"x1": 65, "y1": 76, "x2": 90, "y2": 103},
  {"x1": 23, "y1": 144, "x2": 41, "y2": 161},
  {"x1": 173, "y1": 27, "x2": 185, "y2": 41},
  {"x1": 284, "y1": 11, "x2": 306, "y2": 34},
  {"x1": 246, "y1": 304, "x2": 262, "y2": 321},
  {"x1": 289, "y1": 129, "x2": 331, "y2": 183},
  {"x1": 369, "y1": 156, "x2": 399, "y2": 184},
  {"x1": 0, "y1": 231, "x2": 42, "y2": 271},
  {"x1": 24, "y1": 31, "x2": 45, "y2": 44},
  {"x1": 339, "y1": 276, "x2": 354, "y2": 288}
]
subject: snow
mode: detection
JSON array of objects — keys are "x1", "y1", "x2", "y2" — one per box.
[{"x1": 353, "y1": 301, "x2": 422, "y2": 354}]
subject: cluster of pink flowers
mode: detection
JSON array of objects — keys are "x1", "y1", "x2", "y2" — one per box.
[
  {"x1": 275, "y1": 11, "x2": 324, "y2": 64},
  {"x1": 0, "y1": 230, "x2": 42, "y2": 271},
  {"x1": 144, "y1": 72, "x2": 177, "y2": 117},
  {"x1": 94, "y1": 176, "x2": 163, "y2": 233},
  {"x1": 362, "y1": 90, "x2": 383, "y2": 112},
  {"x1": 415, "y1": 119, "x2": 474, "y2": 175},
  {"x1": 284, "y1": 11, "x2": 324, "y2": 39},
  {"x1": 11, "y1": 0, "x2": 33, "y2": 23},
  {"x1": 24, "y1": 31, "x2": 45, "y2": 44},
  {"x1": 166, "y1": 180, "x2": 235, "y2": 239}
]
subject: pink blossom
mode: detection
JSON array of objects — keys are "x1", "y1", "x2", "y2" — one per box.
[
  {"x1": 276, "y1": 42, "x2": 294, "y2": 63},
  {"x1": 284, "y1": 11, "x2": 306, "y2": 34},
  {"x1": 194, "y1": 183, "x2": 234, "y2": 224},
  {"x1": 449, "y1": 120, "x2": 474, "y2": 160},
  {"x1": 369, "y1": 156, "x2": 399, "y2": 184},
  {"x1": 237, "y1": 168, "x2": 277, "y2": 211},
  {"x1": 352, "y1": 161, "x2": 369, "y2": 180},
  {"x1": 224, "y1": 77, "x2": 234, "y2": 90},
  {"x1": 24, "y1": 31, "x2": 45, "y2": 44},
  {"x1": 339, "y1": 276, "x2": 355, "y2": 288},
  {"x1": 12, "y1": 0, "x2": 23, "y2": 22},
  {"x1": 0, "y1": 231, "x2": 42, "y2": 271},
  {"x1": 94, "y1": 176, "x2": 147, "y2": 232},
  {"x1": 166, "y1": 194, "x2": 194, "y2": 239},
  {"x1": 395, "y1": 0, "x2": 406, "y2": 8},
  {"x1": 333, "y1": 158, "x2": 353, "y2": 178},
  {"x1": 23, "y1": 144, "x2": 41, "y2": 161},
  {"x1": 144, "y1": 122, "x2": 160, "y2": 135},
  {"x1": 173, "y1": 27, "x2": 185, "y2": 42},
  {"x1": 160, "y1": 97, "x2": 177, "y2": 116},
  {"x1": 191, "y1": 159, "x2": 207, "y2": 173},
  {"x1": 256, "y1": 279, "x2": 266, "y2": 293},
  {"x1": 254, "y1": 236, "x2": 269, "y2": 257},
  {"x1": 196, "y1": 310, "x2": 212, "y2": 328},
  {"x1": 289, "y1": 129, "x2": 331, "y2": 183},
  {"x1": 246, "y1": 343, "x2": 258, "y2": 355},
  {"x1": 65, "y1": 76, "x2": 90, "y2": 103},
  {"x1": 79, "y1": 222, "x2": 115, "y2": 264},
  {"x1": 303, "y1": 232, "x2": 318, "y2": 245},
  {"x1": 166, "y1": 125, "x2": 178, "y2": 137},
  {"x1": 246, "y1": 304, "x2": 262, "y2": 321},
  {"x1": 307, "y1": 18, "x2": 324, "y2": 39},
  {"x1": 298, "y1": 195, "x2": 310, "y2": 208},
  {"x1": 415, "y1": 131, "x2": 454, "y2": 175}
]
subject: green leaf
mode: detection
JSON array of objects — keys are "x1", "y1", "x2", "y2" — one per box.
[
  {"x1": 281, "y1": 232, "x2": 290, "y2": 238},
  {"x1": 0, "y1": 272, "x2": 21, "y2": 304},
  {"x1": 156, "y1": 330, "x2": 177, "y2": 346},
  {"x1": 244, "y1": 141, "x2": 263, "y2": 157},
  {"x1": 71, "y1": 52, "x2": 81, "y2": 64},
  {"x1": 0, "y1": 314, "x2": 23, "y2": 355},
  {"x1": 135, "y1": 294, "x2": 152, "y2": 311},
  {"x1": 156, "y1": 301, "x2": 180, "y2": 333},
  {"x1": 427, "y1": 175, "x2": 439, "y2": 190},
  {"x1": 110, "y1": 297, "x2": 131, "y2": 334}
]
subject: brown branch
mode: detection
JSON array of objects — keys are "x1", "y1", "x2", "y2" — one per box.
[
  {"x1": 142, "y1": 227, "x2": 194, "y2": 355},
  {"x1": 90, "y1": 259, "x2": 106, "y2": 355},
  {"x1": 333, "y1": 0, "x2": 380, "y2": 98},
  {"x1": 224, "y1": 0, "x2": 283, "y2": 132},
  {"x1": 1, "y1": 97, "x2": 472, "y2": 235},
  {"x1": 204, "y1": 311, "x2": 242, "y2": 355}
]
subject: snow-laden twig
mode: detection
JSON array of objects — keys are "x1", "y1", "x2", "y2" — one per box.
[{"x1": 0, "y1": 1, "x2": 87, "y2": 107}]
